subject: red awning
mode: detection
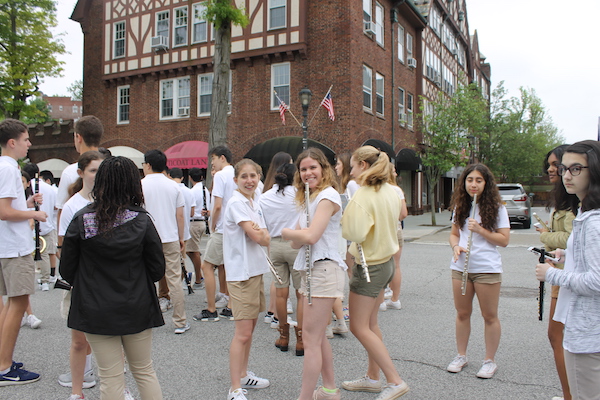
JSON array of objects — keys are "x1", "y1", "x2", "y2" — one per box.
[{"x1": 165, "y1": 141, "x2": 209, "y2": 169}]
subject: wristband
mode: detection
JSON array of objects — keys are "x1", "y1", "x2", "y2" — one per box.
[{"x1": 57, "y1": 246, "x2": 62, "y2": 249}]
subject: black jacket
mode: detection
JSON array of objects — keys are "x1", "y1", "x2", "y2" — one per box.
[{"x1": 60, "y1": 205, "x2": 165, "y2": 335}]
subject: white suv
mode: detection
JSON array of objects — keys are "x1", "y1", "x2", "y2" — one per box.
[{"x1": 497, "y1": 183, "x2": 532, "y2": 229}]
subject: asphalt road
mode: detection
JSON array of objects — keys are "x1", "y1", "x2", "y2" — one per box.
[{"x1": 5, "y1": 209, "x2": 562, "y2": 399}]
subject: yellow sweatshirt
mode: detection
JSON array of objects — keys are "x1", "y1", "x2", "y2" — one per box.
[{"x1": 342, "y1": 183, "x2": 400, "y2": 265}]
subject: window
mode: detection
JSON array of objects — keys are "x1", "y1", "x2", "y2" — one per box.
[
  {"x1": 374, "y1": 3, "x2": 384, "y2": 46},
  {"x1": 59, "y1": 105, "x2": 63, "y2": 111},
  {"x1": 375, "y1": 73, "x2": 384, "y2": 115},
  {"x1": 442, "y1": 65, "x2": 455, "y2": 96},
  {"x1": 363, "y1": 0, "x2": 372, "y2": 25},
  {"x1": 160, "y1": 77, "x2": 190, "y2": 119},
  {"x1": 72, "y1": 105, "x2": 78, "y2": 114},
  {"x1": 198, "y1": 72, "x2": 232, "y2": 115},
  {"x1": 48, "y1": 105, "x2": 52, "y2": 112},
  {"x1": 397, "y1": 25, "x2": 405, "y2": 62},
  {"x1": 192, "y1": 3, "x2": 207, "y2": 43},
  {"x1": 406, "y1": 93, "x2": 414, "y2": 129},
  {"x1": 117, "y1": 86, "x2": 130, "y2": 123},
  {"x1": 363, "y1": 65, "x2": 372, "y2": 110},
  {"x1": 426, "y1": 48, "x2": 441, "y2": 82},
  {"x1": 398, "y1": 87, "x2": 406, "y2": 125},
  {"x1": 430, "y1": 7, "x2": 440, "y2": 35},
  {"x1": 174, "y1": 7, "x2": 188, "y2": 46},
  {"x1": 114, "y1": 21, "x2": 125, "y2": 58},
  {"x1": 406, "y1": 33, "x2": 414, "y2": 60},
  {"x1": 271, "y1": 63, "x2": 290, "y2": 109},
  {"x1": 157, "y1": 11, "x2": 170, "y2": 41},
  {"x1": 269, "y1": 0, "x2": 286, "y2": 29}
]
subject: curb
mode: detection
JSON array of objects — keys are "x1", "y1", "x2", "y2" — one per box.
[{"x1": 404, "y1": 224, "x2": 452, "y2": 243}]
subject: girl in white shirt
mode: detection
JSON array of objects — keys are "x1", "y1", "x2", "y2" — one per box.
[
  {"x1": 224, "y1": 159, "x2": 271, "y2": 400},
  {"x1": 447, "y1": 164, "x2": 510, "y2": 380},
  {"x1": 282, "y1": 148, "x2": 346, "y2": 400}
]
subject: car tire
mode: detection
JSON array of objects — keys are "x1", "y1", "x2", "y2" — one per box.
[{"x1": 523, "y1": 218, "x2": 531, "y2": 229}]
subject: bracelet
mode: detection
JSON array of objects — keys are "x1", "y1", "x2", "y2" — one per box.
[
  {"x1": 57, "y1": 246, "x2": 62, "y2": 249},
  {"x1": 452, "y1": 244, "x2": 458, "y2": 250}
]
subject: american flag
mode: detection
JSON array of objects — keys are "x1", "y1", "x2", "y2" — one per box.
[
  {"x1": 321, "y1": 92, "x2": 335, "y2": 121},
  {"x1": 275, "y1": 93, "x2": 289, "y2": 125}
]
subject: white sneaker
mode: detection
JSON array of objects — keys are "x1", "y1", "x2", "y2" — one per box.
[
  {"x1": 228, "y1": 388, "x2": 248, "y2": 400},
  {"x1": 241, "y1": 371, "x2": 270, "y2": 389},
  {"x1": 332, "y1": 318, "x2": 348, "y2": 334},
  {"x1": 385, "y1": 299, "x2": 402, "y2": 310},
  {"x1": 476, "y1": 360, "x2": 497, "y2": 379},
  {"x1": 287, "y1": 316, "x2": 298, "y2": 327},
  {"x1": 270, "y1": 317, "x2": 279, "y2": 329},
  {"x1": 174, "y1": 323, "x2": 190, "y2": 334},
  {"x1": 41, "y1": 282, "x2": 50, "y2": 291},
  {"x1": 286, "y1": 298, "x2": 293, "y2": 314},
  {"x1": 384, "y1": 287, "x2": 393, "y2": 299},
  {"x1": 159, "y1": 298, "x2": 171, "y2": 313},
  {"x1": 49, "y1": 275, "x2": 58, "y2": 284},
  {"x1": 27, "y1": 314, "x2": 42, "y2": 329},
  {"x1": 341, "y1": 375, "x2": 383, "y2": 393},
  {"x1": 375, "y1": 382, "x2": 409, "y2": 400},
  {"x1": 68, "y1": 395, "x2": 84, "y2": 400},
  {"x1": 215, "y1": 295, "x2": 229, "y2": 309},
  {"x1": 447, "y1": 355, "x2": 468, "y2": 373},
  {"x1": 58, "y1": 369, "x2": 97, "y2": 388},
  {"x1": 379, "y1": 301, "x2": 387, "y2": 311},
  {"x1": 325, "y1": 323, "x2": 334, "y2": 339},
  {"x1": 263, "y1": 312, "x2": 274, "y2": 324}
]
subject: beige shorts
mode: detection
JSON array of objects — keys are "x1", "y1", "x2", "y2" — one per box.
[
  {"x1": 61, "y1": 290, "x2": 71, "y2": 320},
  {"x1": 451, "y1": 270, "x2": 502, "y2": 284},
  {"x1": 43, "y1": 229, "x2": 58, "y2": 254},
  {"x1": 299, "y1": 260, "x2": 345, "y2": 299},
  {"x1": 397, "y1": 227, "x2": 404, "y2": 247},
  {"x1": 203, "y1": 232, "x2": 223, "y2": 266},
  {"x1": 270, "y1": 237, "x2": 301, "y2": 289},
  {"x1": 227, "y1": 275, "x2": 266, "y2": 320},
  {"x1": 187, "y1": 220, "x2": 207, "y2": 253},
  {"x1": 350, "y1": 258, "x2": 394, "y2": 298},
  {"x1": 0, "y1": 255, "x2": 36, "y2": 297}
]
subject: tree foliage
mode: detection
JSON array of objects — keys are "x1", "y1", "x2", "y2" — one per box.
[
  {"x1": 0, "y1": 0, "x2": 66, "y2": 119},
  {"x1": 67, "y1": 79, "x2": 83, "y2": 101},
  {"x1": 21, "y1": 96, "x2": 51, "y2": 124}
]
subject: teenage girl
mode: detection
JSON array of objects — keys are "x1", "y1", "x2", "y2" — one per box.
[
  {"x1": 341, "y1": 146, "x2": 409, "y2": 400},
  {"x1": 282, "y1": 148, "x2": 346, "y2": 400},
  {"x1": 447, "y1": 163, "x2": 510, "y2": 379},
  {"x1": 224, "y1": 159, "x2": 271, "y2": 400}
]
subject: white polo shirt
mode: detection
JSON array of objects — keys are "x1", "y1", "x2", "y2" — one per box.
[
  {"x1": 31, "y1": 179, "x2": 57, "y2": 235},
  {"x1": 191, "y1": 182, "x2": 210, "y2": 220},
  {"x1": 0, "y1": 156, "x2": 35, "y2": 258},
  {"x1": 223, "y1": 191, "x2": 270, "y2": 281},
  {"x1": 211, "y1": 165, "x2": 236, "y2": 234},
  {"x1": 56, "y1": 163, "x2": 79, "y2": 209},
  {"x1": 141, "y1": 173, "x2": 184, "y2": 243},
  {"x1": 258, "y1": 184, "x2": 300, "y2": 237},
  {"x1": 178, "y1": 182, "x2": 195, "y2": 241},
  {"x1": 58, "y1": 193, "x2": 91, "y2": 236}
]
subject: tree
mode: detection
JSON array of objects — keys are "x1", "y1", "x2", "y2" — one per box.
[
  {"x1": 0, "y1": 0, "x2": 66, "y2": 119},
  {"x1": 418, "y1": 83, "x2": 489, "y2": 225},
  {"x1": 21, "y1": 96, "x2": 51, "y2": 124},
  {"x1": 479, "y1": 83, "x2": 563, "y2": 183},
  {"x1": 67, "y1": 79, "x2": 83, "y2": 101}
]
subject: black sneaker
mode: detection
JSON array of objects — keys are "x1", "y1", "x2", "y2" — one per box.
[
  {"x1": 0, "y1": 361, "x2": 40, "y2": 386},
  {"x1": 193, "y1": 309, "x2": 220, "y2": 322},
  {"x1": 220, "y1": 307, "x2": 234, "y2": 321}
]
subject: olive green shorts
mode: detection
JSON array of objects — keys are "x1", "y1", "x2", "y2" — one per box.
[
  {"x1": 349, "y1": 257, "x2": 394, "y2": 298},
  {"x1": 451, "y1": 270, "x2": 502, "y2": 284}
]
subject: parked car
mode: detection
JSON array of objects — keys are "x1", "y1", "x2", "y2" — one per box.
[{"x1": 497, "y1": 183, "x2": 532, "y2": 229}]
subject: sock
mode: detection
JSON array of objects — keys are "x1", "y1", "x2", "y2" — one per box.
[
  {"x1": 50, "y1": 267, "x2": 56, "y2": 276},
  {"x1": 322, "y1": 387, "x2": 338, "y2": 394},
  {"x1": 84, "y1": 354, "x2": 93, "y2": 373},
  {"x1": 0, "y1": 367, "x2": 10, "y2": 375},
  {"x1": 368, "y1": 377, "x2": 379, "y2": 384}
]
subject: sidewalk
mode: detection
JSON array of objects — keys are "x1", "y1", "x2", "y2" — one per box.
[{"x1": 402, "y1": 209, "x2": 452, "y2": 242}]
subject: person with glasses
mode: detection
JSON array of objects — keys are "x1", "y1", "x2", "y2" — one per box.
[{"x1": 536, "y1": 140, "x2": 600, "y2": 400}]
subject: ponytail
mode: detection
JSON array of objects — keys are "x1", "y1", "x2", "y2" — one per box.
[{"x1": 352, "y1": 146, "x2": 391, "y2": 191}]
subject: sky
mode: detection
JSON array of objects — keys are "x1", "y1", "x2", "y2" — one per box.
[{"x1": 40, "y1": 0, "x2": 599, "y2": 144}]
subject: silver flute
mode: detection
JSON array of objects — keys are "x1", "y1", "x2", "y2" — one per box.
[
  {"x1": 357, "y1": 244, "x2": 371, "y2": 283},
  {"x1": 261, "y1": 247, "x2": 284, "y2": 285},
  {"x1": 305, "y1": 181, "x2": 313, "y2": 305},
  {"x1": 461, "y1": 194, "x2": 477, "y2": 296}
]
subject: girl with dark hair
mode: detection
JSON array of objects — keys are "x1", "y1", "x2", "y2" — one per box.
[
  {"x1": 263, "y1": 151, "x2": 293, "y2": 192},
  {"x1": 536, "y1": 140, "x2": 600, "y2": 400},
  {"x1": 447, "y1": 163, "x2": 510, "y2": 379},
  {"x1": 282, "y1": 148, "x2": 346, "y2": 400},
  {"x1": 536, "y1": 144, "x2": 577, "y2": 400},
  {"x1": 60, "y1": 156, "x2": 165, "y2": 400}
]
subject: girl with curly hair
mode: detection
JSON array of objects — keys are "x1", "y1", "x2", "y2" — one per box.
[{"x1": 447, "y1": 163, "x2": 510, "y2": 379}]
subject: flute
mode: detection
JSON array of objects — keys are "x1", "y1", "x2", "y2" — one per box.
[
  {"x1": 33, "y1": 173, "x2": 43, "y2": 261},
  {"x1": 537, "y1": 247, "x2": 546, "y2": 321},
  {"x1": 461, "y1": 193, "x2": 477, "y2": 296},
  {"x1": 533, "y1": 212, "x2": 551, "y2": 232},
  {"x1": 181, "y1": 255, "x2": 194, "y2": 295},
  {"x1": 260, "y1": 247, "x2": 284, "y2": 285},
  {"x1": 357, "y1": 244, "x2": 371, "y2": 283},
  {"x1": 305, "y1": 181, "x2": 313, "y2": 305},
  {"x1": 202, "y1": 183, "x2": 210, "y2": 234}
]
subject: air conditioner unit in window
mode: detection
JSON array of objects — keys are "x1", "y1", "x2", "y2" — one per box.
[
  {"x1": 151, "y1": 35, "x2": 169, "y2": 51},
  {"x1": 434, "y1": 75, "x2": 442, "y2": 87},
  {"x1": 451, "y1": 48, "x2": 458, "y2": 56},
  {"x1": 364, "y1": 21, "x2": 376, "y2": 35},
  {"x1": 407, "y1": 58, "x2": 417, "y2": 68},
  {"x1": 178, "y1": 107, "x2": 190, "y2": 117}
]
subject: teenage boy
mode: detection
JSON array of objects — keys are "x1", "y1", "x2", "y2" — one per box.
[
  {"x1": 187, "y1": 168, "x2": 211, "y2": 289},
  {"x1": 0, "y1": 119, "x2": 47, "y2": 385}
]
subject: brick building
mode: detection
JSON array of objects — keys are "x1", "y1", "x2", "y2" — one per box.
[
  {"x1": 28, "y1": 0, "x2": 491, "y2": 213},
  {"x1": 42, "y1": 95, "x2": 83, "y2": 121}
]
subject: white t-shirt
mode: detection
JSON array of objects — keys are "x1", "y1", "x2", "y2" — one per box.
[
  {"x1": 191, "y1": 182, "x2": 210, "y2": 220},
  {"x1": 392, "y1": 185, "x2": 405, "y2": 229},
  {"x1": 293, "y1": 186, "x2": 346, "y2": 271},
  {"x1": 258, "y1": 185, "x2": 300, "y2": 237},
  {"x1": 141, "y1": 173, "x2": 185, "y2": 243},
  {"x1": 449, "y1": 204, "x2": 510, "y2": 274},
  {"x1": 31, "y1": 179, "x2": 57, "y2": 235},
  {"x1": 178, "y1": 183, "x2": 195, "y2": 241},
  {"x1": 59, "y1": 193, "x2": 91, "y2": 236},
  {"x1": 56, "y1": 163, "x2": 79, "y2": 209},
  {"x1": 346, "y1": 180, "x2": 360, "y2": 198},
  {"x1": 0, "y1": 156, "x2": 34, "y2": 257},
  {"x1": 223, "y1": 191, "x2": 270, "y2": 281},
  {"x1": 211, "y1": 165, "x2": 236, "y2": 234}
]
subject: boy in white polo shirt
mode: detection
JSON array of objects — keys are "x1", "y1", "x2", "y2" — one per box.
[{"x1": 0, "y1": 119, "x2": 47, "y2": 385}]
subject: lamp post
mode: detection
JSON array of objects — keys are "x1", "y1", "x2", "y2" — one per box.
[{"x1": 299, "y1": 87, "x2": 312, "y2": 150}]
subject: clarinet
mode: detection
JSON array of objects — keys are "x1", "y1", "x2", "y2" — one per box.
[
  {"x1": 357, "y1": 244, "x2": 371, "y2": 283},
  {"x1": 34, "y1": 173, "x2": 43, "y2": 261},
  {"x1": 305, "y1": 182, "x2": 312, "y2": 305},
  {"x1": 537, "y1": 247, "x2": 546, "y2": 321},
  {"x1": 202, "y1": 183, "x2": 210, "y2": 235},
  {"x1": 181, "y1": 255, "x2": 194, "y2": 295},
  {"x1": 461, "y1": 194, "x2": 477, "y2": 295}
]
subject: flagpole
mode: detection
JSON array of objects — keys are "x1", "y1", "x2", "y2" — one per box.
[
  {"x1": 274, "y1": 90, "x2": 302, "y2": 128},
  {"x1": 307, "y1": 85, "x2": 333, "y2": 127}
]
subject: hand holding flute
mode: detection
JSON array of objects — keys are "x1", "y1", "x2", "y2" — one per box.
[{"x1": 461, "y1": 194, "x2": 477, "y2": 296}]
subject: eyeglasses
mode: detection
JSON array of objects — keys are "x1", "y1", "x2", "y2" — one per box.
[{"x1": 557, "y1": 164, "x2": 589, "y2": 176}]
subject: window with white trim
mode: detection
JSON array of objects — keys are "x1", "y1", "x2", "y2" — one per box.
[
  {"x1": 197, "y1": 72, "x2": 232, "y2": 116},
  {"x1": 426, "y1": 48, "x2": 441, "y2": 82},
  {"x1": 375, "y1": 2, "x2": 384, "y2": 46},
  {"x1": 72, "y1": 105, "x2": 78, "y2": 114},
  {"x1": 271, "y1": 63, "x2": 290, "y2": 109},
  {"x1": 117, "y1": 85, "x2": 130, "y2": 124},
  {"x1": 157, "y1": 11, "x2": 170, "y2": 40},
  {"x1": 363, "y1": 65, "x2": 372, "y2": 110},
  {"x1": 442, "y1": 65, "x2": 455, "y2": 96},
  {"x1": 192, "y1": 3, "x2": 207, "y2": 43},
  {"x1": 406, "y1": 93, "x2": 414, "y2": 129},
  {"x1": 398, "y1": 87, "x2": 406, "y2": 125},
  {"x1": 406, "y1": 33, "x2": 414, "y2": 60},
  {"x1": 397, "y1": 25, "x2": 405, "y2": 62},
  {"x1": 160, "y1": 77, "x2": 190, "y2": 119},
  {"x1": 174, "y1": 7, "x2": 188, "y2": 46},
  {"x1": 363, "y1": 0, "x2": 372, "y2": 33},
  {"x1": 114, "y1": 21, "x2": 125, "y2": 59},
  {"x1": 269, "y1": 0, "x2": 286, "y2": 30},
  {"x1": 375, "y1": 73, "x2": 384, "y2": 115},
  {"x1": 430, "y1": 7, "x2": 441, "y2": 35}
]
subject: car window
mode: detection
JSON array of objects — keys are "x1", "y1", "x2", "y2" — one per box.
[{"x1": 498, "y1": 187, "x2": 523, "y2": 196}]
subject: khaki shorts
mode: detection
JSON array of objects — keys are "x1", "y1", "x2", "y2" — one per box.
[
  {"x1": 270, "y1": 237, "x2": 301, "y2": 289},
  {"x1": 61, "y1": 290, "x2": 71, "y2": 320},
  {"x1": 228, "y1": 275, "x2": 266, "y2": 320},
  {"x1": 397, "y1": 227, "x2": 404, "y2": 247},
  {"x1": 203, "y1": 232, "x2": 223, "y2": 266},
  {"x1": 350, "y1": 257, "x2": 394, "y2": 298},
  {"x1": 451, "y1": 269, "x2": 502, "y2": 284},
  {"x1": 299, "y1": 260, "x2": 345, "y2": 299},
  {"x1": 0, "y1": 255, "x2": 36, "y2": 297},
  {"x1": 187, "y1": 220, "x2": 206, "y2": 252},
  {"x1": 43, "y1": 229, "x2": 58, "y2": 254}
]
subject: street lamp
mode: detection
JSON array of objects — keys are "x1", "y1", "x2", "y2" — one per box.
[{"x1": 299, "y1": 87, "x2": 312, "y2": 150}]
